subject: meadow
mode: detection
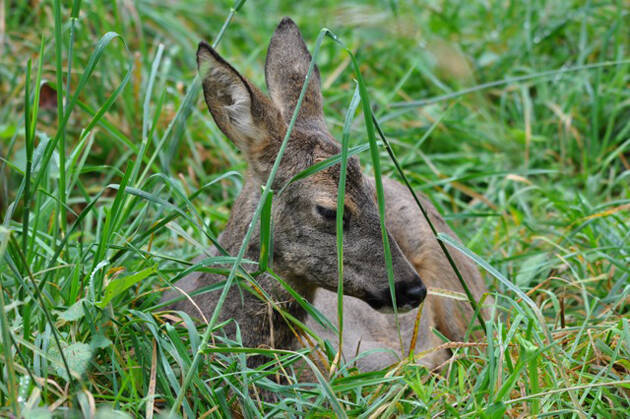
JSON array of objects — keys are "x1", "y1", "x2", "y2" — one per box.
[{"x1": 0, "y1": 0, "x2": 628, "y2": 417}]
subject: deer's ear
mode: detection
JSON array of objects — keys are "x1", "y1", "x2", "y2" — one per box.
[
  {"x1": 264, "y1": 17, "x2": 326, "y2": 132},
  {"x1": 197, "y1": 42, "x2": 281, "y2": 158}
]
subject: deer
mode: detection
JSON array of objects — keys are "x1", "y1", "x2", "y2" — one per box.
[{"x1": 162, "y1": 17, "x2": 492, "y2": 375}]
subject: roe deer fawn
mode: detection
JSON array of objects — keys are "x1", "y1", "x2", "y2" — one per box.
[{"x1": 163, "y1": 17, "x2": 491, "y2": 372}]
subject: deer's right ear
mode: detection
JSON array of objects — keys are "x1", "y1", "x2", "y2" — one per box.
[
  {"x1": 197, "y1": 42, "x2": 279, "y2": 157},
  {"x1": 265, "y1": 18, "x2": 326, "y2": 132}
]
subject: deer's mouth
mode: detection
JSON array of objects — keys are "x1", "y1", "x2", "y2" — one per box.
[
  {"x1": 365, "y1": 298, "x2": 420, "y2": 314},
  {"x1": 373, "y1": 303, "x2": 418, "y2": 314},
  {"x1": 365, "y1": 293, "x2": 388, "y2": 311}
]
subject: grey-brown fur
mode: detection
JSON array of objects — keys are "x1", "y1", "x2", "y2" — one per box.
[{"x1": 163, "y1": 17, "x2": 491, "y2": 372}]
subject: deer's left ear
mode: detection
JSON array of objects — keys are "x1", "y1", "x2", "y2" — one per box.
[
  {"x1": 264, "y1": 17, "x2": 326, "y2": 132},
  {"x1": 197, "y1": 42, "x2": 283, "y2": 169}
]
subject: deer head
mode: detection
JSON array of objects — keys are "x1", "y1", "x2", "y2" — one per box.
[{"x1": 197, "y1": 17, "x2": 426, "y2": 312}]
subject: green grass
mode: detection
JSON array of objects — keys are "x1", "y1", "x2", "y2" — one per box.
[{"x1": 1, "y1": 0, "x2": 629, "y2": 417}]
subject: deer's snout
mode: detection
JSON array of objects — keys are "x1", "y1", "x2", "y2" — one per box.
[
  {"x1": 395, "y1": 280, "x2": 427, "y2": 309},
  {"x1": 366, "y1": 275, "x2": 427, "y2": 313}
]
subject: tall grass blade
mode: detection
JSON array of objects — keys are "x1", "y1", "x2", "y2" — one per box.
[
  {"x1": 335, "y1": 84, "x2": 361, "y2": 368},
  {"x1": 53, "y1": 0, "x2": 67, "y2": 237},
  {"x1": 371, "y1": 115, "x2": 485, "y2": 330}
]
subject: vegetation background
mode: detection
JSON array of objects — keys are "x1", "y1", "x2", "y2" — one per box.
[{"x1": 0, "y1": 0, "x2": 628, "y2": 417}]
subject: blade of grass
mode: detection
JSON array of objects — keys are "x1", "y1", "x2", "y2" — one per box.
[
  {"x1": 22, "y1": 60, "x2": 31, "y2": 255},
  {"x1": 22, "y1": 39, "x2": 45, "y2": 260},
  {"x1": 130, "y1": 43, "x2": 164, "y2": 188},
  {"x1": 325, "y1": 32, "x2": 404, "y2": 350},
  {"x1": 371, "y1": 115, "x2": 485, "y2": 331},
  {"x1": 258, "y1": 187, "x2": 273, "y2": 273},
  {"x1": 53, "y1": 0, "x2": 67, "y2": 238},
  {"x1": 0, "y1": 272, "x2": 19, "y2": 415},
  {"x1": 334, "y1": 84, "x2": 361, "y2": 371}
]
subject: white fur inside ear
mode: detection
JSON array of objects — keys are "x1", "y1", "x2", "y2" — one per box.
[
  {"x1": 199, "y1": 54, "x2": 262, "y2": 142},
  {"x1": 210, "y1": 67, "x2": 260, "y2": 140}
]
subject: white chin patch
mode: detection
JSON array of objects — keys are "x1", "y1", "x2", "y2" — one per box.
[{"x1": 376, "y1": 306, "x2": 395, "y2": 314}]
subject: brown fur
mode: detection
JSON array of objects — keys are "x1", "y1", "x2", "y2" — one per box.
[{"x1": 163, "y1": 17, "x2": 492, "y2": 373}]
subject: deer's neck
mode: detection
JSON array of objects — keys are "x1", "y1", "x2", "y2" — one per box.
[{"x1": 214, "y1": 176, "x2": 313, "y2": 356}]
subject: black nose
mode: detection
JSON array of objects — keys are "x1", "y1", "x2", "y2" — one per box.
[
  {"x1": 395, "y1": 281, "x2": 427, "y2": 308},
  {"x1": 365, "y1": 278, "x2": 427, "y2": 311}
]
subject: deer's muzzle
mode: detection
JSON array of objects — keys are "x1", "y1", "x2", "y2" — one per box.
[{"x1": 366, "y1": 278, "x2": 427, "y2": 313}]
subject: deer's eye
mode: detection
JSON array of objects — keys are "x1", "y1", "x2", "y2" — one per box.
[
  {"x1": 316, "y1": 205, "x2": 336, "y2": 221},
  {"x1": 316, "y1": 205, "x2": 351, "y2": 230}
]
